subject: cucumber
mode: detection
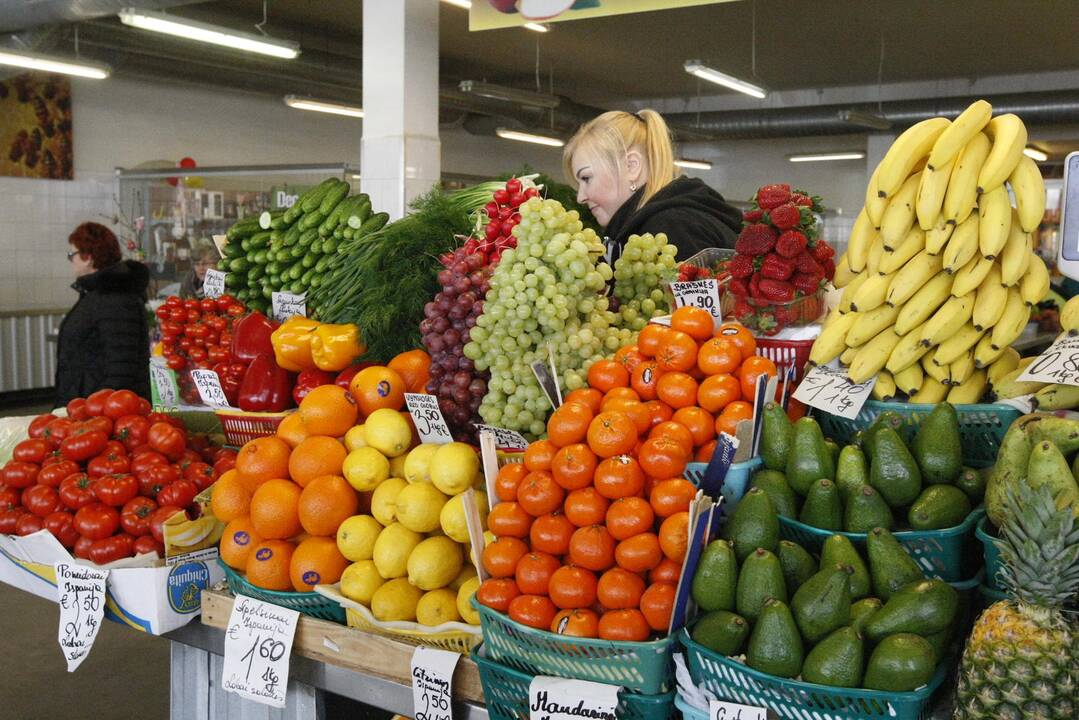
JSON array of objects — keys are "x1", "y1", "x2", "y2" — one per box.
[
  {"x1": 318, "y1": 181, "x2": 350, "y2": 215},
  {"x1": 248, "y1": 262, "x2": 267, "y2": 280},
  {"x1": 301, "y1": 253, "x2": 317, "y2": 269},
  {"x1": 289, "y1": 280, "x2": 306, "y2": 294},
  {"x1": 342, "y1": 228, "x2": 354, "y2": 240},
  {"x1": 358, "y1": 212, "x2": 390, "y2": 235},
  {"x1": 226, "y1": 216, "x2": 260, "y2": 240},
  {"x1": 248, "y1": 231, "x2": 272, "y2": 249},
  {"x1": 229, "y1": 257, "x2": 250, "y2": 272},
  {"x1": 298, "y1": 209, "x2": 325, "y2": 231},
  {"x1": 300, "y1": 267, "x2": 315, "y2": 285},
  {"x1": 333, "y1": 226, "x2": 345, "y2": 240},
  {"x1": 321, "y1": 238, "x2": 338, "y2": 254},
  {"x1": 258, "y1": 211, "x2": 283, "y2": 230},
  {"x1": 270, "y1": 214, "x2": 288, "y2": 231},
  {"x1": 300, "y1": 177, "x2": 339, "y2": 213},
  {"x1": 354, "y1": 198, "x2": 372, "y2": 223},
  {"x1": 282, "y1": 224, "x2": 302, "y2": 246},
  {"x1": 262, "y1": 285, "x2": 275, "y2": 300},
  {"x1": 298, "y1": 229, "x2": 319, "y2": 248},
  {"x1": 225, "y1": 272, "x2": 239, "y2": 287},
  {"x1": 288, "y1": 263, "x2": 304, "y2": 281},
  {"x1": 240, "y1": 237, "x2": 252, "y2": 252},
  {"x1": 235, "y1": 288, "x2": 250, "y2": 301},
  {"x1": 309, "y1": 274, "x2": 323, "y2": 290},
  {"x1": 266, "y1": 261, "x2": 282, "y2": 276},
  {"x1": 249, "y1": 249, "x2": 266, "y2": 265},
  {"x1": 222, "y1": 242, "x2": 243, "y2": 258},
  {"x1": 318, "y1": 194, "x2": 361, "y2": 236},
  {"x1": 289, "y1": 244, "x2": 306, "y2": 259},
  {"x1": 314, "y1": 256, "x2": 331, "y2": 273}
]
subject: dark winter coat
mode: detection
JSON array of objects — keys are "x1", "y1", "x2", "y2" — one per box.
[
  {"x1": 603, "y1": 176, "x2": 743, "y2": 262},
  {"x1": 55, "y1": 260, "x2": 151, "y2": 407}
]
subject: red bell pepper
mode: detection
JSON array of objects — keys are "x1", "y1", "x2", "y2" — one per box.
[
  {"x1": 335, "y1": 362, "x2": 376, "y2": 390},
  {"x1": 212, "y1": 361, "x2": 247, "y2": 407},
  {"x1": 293, "y1": 368, "x2": 336, "y2": 405},
  {"x1": 231, "y1": 312, "x2": 279, "y2": 363},
  {"x1": 238, "y1": 354, "x2": 295, "y2": 412}
]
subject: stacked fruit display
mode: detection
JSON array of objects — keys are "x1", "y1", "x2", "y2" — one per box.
[
  {"x1": 611, "y1": 232, "x2": 680, "y2": 332},
  {"x1": 814, "y1": 100, "x2": 1049, "y2": 399}
]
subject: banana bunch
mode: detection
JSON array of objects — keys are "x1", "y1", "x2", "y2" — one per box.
[{"x1": 813, "y1": 100, "x2": 1049, "y2": 403}]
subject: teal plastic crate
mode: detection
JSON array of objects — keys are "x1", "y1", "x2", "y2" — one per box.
[
  {"x1": 684, "y1": 456, "x2": 763, "y2": 517},
  {"x1": 218, "y1": 560, "x2": 346, "y2": 623},
  {"x1": 680, "y1": 629, "x2": 946, "y2": 720},
  {"x1": 472, "y1": 644, "x2": 673, "y2": 720},
  {"x1": 777, "y1": 509, "x2": 985, "y2": 582},
  {"x1": 975, "y1": 514, "x2": 1005, "y2": 591},
  {"x1": 815, "y1": 400, "x2": 1019, "y2": 468},
  {"x1": 674, "y1": 695, "x2": 708, "y2": 720},
  {"x1": 472, "y1": 598, "x2": 676, "y2": 695}
]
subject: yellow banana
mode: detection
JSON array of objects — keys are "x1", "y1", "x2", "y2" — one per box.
[
  {"x1": 978, "y1": 113, "x2": 1027, "y2": 193},
  {"x1": 846, "y1": 208, "x2": 875, "y2": 272},
  {"x1": 916, "y1": 157, "x2": 955, "y2": 230},
  {"x1": 887, "y1": 320, "x2": 932, "y2": 374},
  {"x1": 925, "y1": 214, "x2": 955, "y2": 255},
  {"x1": 921, "y1": 292, "x2": 976, "y2": 347},
  {"x1": 880, "y1": 227, "x2": 927, "y2": 274},
  {"x1": 880, "y1": 173, "x2": 922, "y2": 249},
  {"x1": 975, "y1": 332, "x2": 1007, "y2": 369},
  {"x1": 865, "y1": 163, "x2": 889, "y2": 228},
  {"x1": 927, "y1": 100, "x2": 993, "y2": 170},
  {"x1": 943, "y1": 132, "x2": 991, "y2": 225},
  {"x1": 895, "y1": 272, "x2": 953, "y2": 335},
  {"x1": 972, "y1": 264, "x2": 1008, "y2": 331},
  {"x1": 894, "y1": 362, "x2": 924, "y2": 396},
  {"x1": 833, "y1": 253, "x2": 857, "y2": 289},
  {"x1": 877, "y1": 117, "x2": 951, "y2": 198},
  {"x1": 850, "y1": 270, "x2": 897, "y2": 313},
  {"x1": 885, "y1": 250, "x2": 943, "y2": 307},
  {"x1": 921, "y1": 352, "x2": 952, "y2": 385},
  {"x1": 990, "y1": 287, "x2": 1029, "y2": 350},
  {"x1": 840, "y1": 346, "x2": 860, "y2": 366},
  {"x1": 947, "y1": 369, "x2": 988, "y2": 404},
  {"x1": 912, "y1": 376, "x2": 950, "y2": 403},
  {"x1": 991, "y1": 366, "x2": 1046, "y2": 399},
  {"x1": 809, "y1": 311, "x2": 860, "y2": 365},
  {"x1": 985, "y1": 346, "x2": 1020, "y2": 378},
  {"x1": 1008, "y1": 155, "x2": 1046, "y2": 233},
  {"x1": 839, "y1": 271, "x2": 869, "y2": 313},
  {"x1": 872, "y1": 370, "x2": 897, "y2": 402},
  {"x1": 849, "y1": 327, "x2": 902, "y2": 383},
  {"x1": 1032, "y1": 384, "x2": 1079, "y2": 411},
  {"x1": 933, "y1": 323, "x2": 984, "y2": 366},
  {"x1": 1060, "y1": 295, "x2": 1079, "y2": 333},
  {"x1": 942, "y1": 211, "x2": 980, "y2": 272},
  {"x1": 847, "y1": 304, "x2": 900, "y2": 347},
  {"x1": 866, "y1": 233, "x2": 885, "y2": 275},
  {"x1": 1017, "y1": 355, "x2": 1036, "y2": 371},
  {"x1": 999, "y1": 214, "x2": 1032, "y2": 286},
  {"x1": 948, "y1": 349, "x2": 978, "y2": 386},
  {"x1": 951, "y1": 255, "x2": 995, "y2": 298},
  {"x1": 978, "y1": 185, "x2": 1012, "y2": 258},
  {"x1": 1020, "y1": 254, "x2": 1049, "y2": 306}
]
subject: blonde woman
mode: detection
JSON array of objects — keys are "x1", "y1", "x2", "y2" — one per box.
[{"x1": 563, "y1": 109, "x2": 740, "y2": 262}]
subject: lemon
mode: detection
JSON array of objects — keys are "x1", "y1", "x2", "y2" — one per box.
[
  {"x1": 344, "y1": 424, "x2": 367, "y2": 452},
  {"x1": 342, "y1": 447, "x2": 390, "y2": 492},
  {"x1": 340, "y1": 560, "x2": 384, "y2": 605},
  {"x1": 372, "y1": 522, "x2": 423, "y2": 579},
  {"x1": 440, "y1": 490, "x2": 488, "y2": 543},
  {"x1": 430, "y1": 442, "x2": 480, "y2": 495},
  {"x1": 370, "y1": 477, "x2": 408, "y2": 526},
  {"x1": 457, "y1": 576, "x2": 481, "y2": 624},
  {"x1": 336, "y1": 515, "x2": 383, "y2": 561},
  {"x1": 394, "y1": 482, "x2": 448, "y2": 533},
  {"x1": 365, "y1": 408, "x2": 412, "y2": 458},
  {"x1": 450, "y1": 563, "x2": 477, "y2": 591},
  {"x1": 370, "y1": 577, "x2": 423, "y2": 621},
  {"x1": 407, "y1": 536, "x2": 464, "y2": 590},
  {"x1": 403, "y1": 444, "x2": 439, "y2": 483},
  {"x1": 416, "y1": 588, "x2": 461, "y2": 626},
  {"x1": 388, "y1": 453, "x2": 408, "y2": 479}
]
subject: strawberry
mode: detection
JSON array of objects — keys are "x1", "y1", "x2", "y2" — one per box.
[
  {"x1": 735, "y1": 224, "x2": 778, "y2": 256},
  {"x1": 742, "y1": 208, "x2": 764, "y2": 223},
  {"x1": 774, "y1": 304, "x2": 798, "y2": 326},
  {"x1": 821, "y1": 258, "x2": 836, "y2": 280},
  {"x1": 756, "y1": 313, "x2": 778, "y2": 335},
  {"x1": 767, "y1": 203, "x2": 803, "y2": 231},
  {"x1": 775, "y1": 230, "x2": 808, "y2": 258},
  {"x1": 729, "y1": 277, "x2": 750, "y2": 296},
  {"x1": 759, "y1": 278, "x2": 795, "y2": 303},
  {"x1": 811, "y1": 241, "x2": 835, "y2": 262},
  {"x1": 791, "y1": 192, "x2": 813, "y2": 207},
  {"x1": 792, "y1": 271, "x2": 824, "y2": 295},
  {"x1": 795, "y1": 252, "x2": 823, "y2": 275},
  {"x1": 749, "y1": 272, "x2": 763, "y2": 300},
  {"x1": 761, "y1": 253, "x2": 796, "y2": 280},
  {"x1": 733, "y1": 299, "x2": 755, "y2": 321},
  {"x1": 755, "y1": 184, "x2": 791, "y2": 210},
  {"x1": 728, "y1": 254, "x2": 756, "y2": 279}
]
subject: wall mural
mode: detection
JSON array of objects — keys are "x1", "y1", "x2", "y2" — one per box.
[{"x1": 0, "y1": 72, "x2": 73, "y2": 179}]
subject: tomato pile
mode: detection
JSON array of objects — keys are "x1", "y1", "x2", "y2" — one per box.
[
  {"x1": 476, "y1": 312, "x2": 778, "y2": 640},
  {"x1": 0, "y1": 389, "x2": 236, "y2": 565},
  {"x1": 155, "y1": 294, "x2": 247, "y2": 405}
]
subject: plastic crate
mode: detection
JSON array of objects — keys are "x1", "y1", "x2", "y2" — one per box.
[
  {"x1": 777, "y1": 509, "x2": 985, "y2": 582},
  {"x1": 975, "y1": 515, "x2": 1004, "y2": 591},
  {"x1": 473, "y1": 644, "x2": 674, "y2": 720},
  {"x1": 680, "y1": 629, "x2": 946, "y2": 720},
  {"x1": 814, "y1": 400, "x2": 1020, "y2": 469},
  {"x1": 472, "y1": 598, "x2": 676, "y2": 695},
  {"x1": 214, "y1": 409, "x2": 289, "y2": 446},
  {"x1": 674, "y1": 695, "x2": 708, "y2": 720},
  {"x1": 684, "y1": 457, "x2": 763, "y2": 516},
  {"x1": 756, "y1": 337, "x2": 815, "y2": 385},
  {"x1": 218, "y1": 560, "x2": 346, "y2": 623}
]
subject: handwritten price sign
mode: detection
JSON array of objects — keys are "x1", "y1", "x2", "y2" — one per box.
[
  {"x1": 149, "y1": 361, "x2": 179, "y2": 409},
  {"x1": 405, "y1": 393, "x2": 453, "y2": 444},
  {"x1": 411, "y1": 646, "x2": 460, "y2": 720},
  {"x1": 54, "y1": 562, "x2": 108, "y2": 672},
  {"x1": 792, "y1": 364, "x2": 876, "y2": 419},
  {"x1": 222, "y1": 595, "x2": 299, "y2": 708},
  {"x1": 271, "y1": 292, "x2": 306, "y2": 322},
  {"x1": 671, "y1": 279, "x2": 722, "y2": 319},
  {"x1": 1017, "y1": 333, "x2": 1079, "y2": 386},
  {"x1": 709, "y1": 699, "x2": 767, "y2": 720},
  {"x1": 203, "y1": 268, "x2": 227, "y2": 299},
  {"x1": 528, "y1": 676, "x2": 620, "y2": 720},
  {"x1": 474, "y1": 424, "x2": 529, "y2": 451},
  {"x1": 190, "y1": 369, "x2": 231, "y2": 408}
]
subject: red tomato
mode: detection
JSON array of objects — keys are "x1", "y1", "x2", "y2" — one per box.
[
  {"x1": 73, "y1": 535, "x2": 94, "y2": 560},
  {"x1": 150, "y1": 505, "x2": 188, "y2": 544},
  {"x1": 183, "y1": 462, "x2": 215, "y2": 492},
  {"x1": 104, "y1": 389, "x2": 142, "y2": 420},
  {"x1": 130, "y1": 450, "x2": 168, "y2": 475},
  {"x1": 166, "y1": 354, "x2": 186, "y2": 371},
  {"x1": 0, "y1": 506, "x2": 28, "y2": 534},
  {"x1": 157, "y1": 480, "x2": 197, "y2": 510},
  {"x1": 37, "y1": 460, "x2": 79, "y2": 488},
  {"x1": 13, "y1": 438, "x2": 49, "y2": 464},
  {"x1": 147, "y1": 412, "x2": 185, "y2": 429},
  {"x1": 1, "y1": 460, "x2": 39, "y2": 489},
  {"x1": 80, "y1": 416, "x2": 113, "y2": 436},
  {"x1": 0, "y1": 486, "x2": 19, "y2": 509},
  {"x1": 212, "y1": 455, "x2": 237, "y2": 479},
  {"x1": 148, "y1": 422, "x2": 186, "y2": 460},
  {"x1": 43, "y1": 418, "x2": 74, "y2": 447},
  {"x1": 43, "y1": 511, "x2": 79, "y2": 548},
  {"x1": 155, "y1": 305, "x2": 171, "y2": 320},
  {"x1": 89, "y1": 534, "x2": 135, "y2": 564},
  {"x1": 137, "y1": 464, "x2": 180, "y2": 499},
  {"x1": 60, "y1": 430, "x2": 109, "y2": 463},
  {"x1": 84, "y1": 389, "x2": 114, "y2": 417},
  {"x1": 22, "y1": 485, "x2": 62, "y2": 517},
  {"x1": 65, "y1": 398, "x2": 89, "y2": 421},
  {"x1": 102, "y1": 440, "x2": 128, "y2": 457},
  {"x1": 165, "y1": 295, "x2": 183, "y2": 307},
  {"x1": 113, "y1": 415, "x2": 151, "y2": 451},
  {"x1": 74, "y1": 503, "x2": 120, "y2": 540},
  {"x1": 28, "y1": 413, "x2": 55, "y2": 439},
  {"x1": 216, "y1": 294, "x2": 236, "y2": 311},
  {"x1": 94, "y1": 474, "x2": 139, "y2": 507},
  {"x1": 200, "y1": 297, "x2": 218, "y2": 313},
  {"x1": 15, "y1": 513, "x2": 43, "y2": 536},
  {"x1": 59, "y1": 473, "x2": 97, "y2": 510},
  {"x1": 120, "y1": 496, "x2": 158, "y2": 537},
  {"x1": 87, "y1": 451, "x2": 131, "y2": 478},
  {"x1": 136, "y1": 397, "x2": 152, "y2": 416},
  {"x1": 40, "y1": 452, "x2": 65, "y2": 467},
  {"x1": 178, "y1": 449, "x2": 202, "y2": 469},
  {"x1": 133, "y1": 535, "x2": 164, "y2": 557}
]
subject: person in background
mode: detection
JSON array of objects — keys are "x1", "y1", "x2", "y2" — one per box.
[
  {"x1": 55, "y1": 222, "x2": 151, "y2": 407},
  {"x1": 180, "y1": 238, "x2": 220, "y2": 299},
  {"x1": 563, "y1": 109, "x2": 742, "y2": 262}
]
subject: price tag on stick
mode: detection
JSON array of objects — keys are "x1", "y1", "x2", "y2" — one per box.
[
  {"x1": 149, "y1": 361, "x2": 179, "y2": 409},
  {"x1": 190, "y1": 369, "x2": 231, "y2": 408},
  {"x1": 271, "y1": 291, "x2": 307, "y2": 322},
  {"x1": 528, "y1": 676, "x2": 620, "y2": 720},
  {"x1": 405, "y1": 393, "x2": 453, "y2": 444},
  {"x1": 474, "y1": 424, "x2": 529, "y2": 451},
  {"x1": 54, "y1": 562, "x2": 108, "y2": 672},
  {"x1": 411, "y1": 646, "x2": 460, "y2": 720},
  {"x1": 792, "y1": 364, "x2": 876, "y2": 419},
  {"x1": 222, "y1": 595, "x2": 299, "y2": 708},
  {"x1": 708, "y1": 699, "x2": 767, "y2": 720},
  {"x1": 1016, "y1": 333, "x2": 1079, "y2": 385},
  {"x1": 203, "y1": 268, "x2": 226, "y2": 299},
  {"x1": 671, "y1": 279, "x2": 722, "y2": 320}
]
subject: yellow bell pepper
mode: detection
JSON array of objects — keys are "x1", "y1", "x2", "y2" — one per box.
[
  {"x1": 310, "y1": 323, "x2": 366, "y2": 372},
  {"x1": 270, "y1": 317, "x2": 320, "y2": 372}
]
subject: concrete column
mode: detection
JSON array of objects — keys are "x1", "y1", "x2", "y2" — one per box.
[
  {"x1": 865, "y1": 132, "x2": 895, "y2": 179},
  {"x1": 361, "y1": 0, "x2": 441, "y2": 220}
]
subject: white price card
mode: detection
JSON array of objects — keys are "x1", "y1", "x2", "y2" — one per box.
[
  {"x1": 709, "y1": 699, "x2": 767, "y2": 720},
  {"x1": 54, "y1": 562, "x2": 108, "y2": 672},
  {"x1": 405, "y1": 393, "x2": 453, "y2": 444},
  {"x1": 411, "y1": 646, "x2": 460, "y2": 720},
  {"x1": 792, "y1": 363, "x2": 876, "y2": 419},
  {"x1": 671, "y1": 279, "x2": 722, "y2": 319},
  {"x1": 271, "y1": 291, "x2": 306, "y2": 322},
  {"x1": 203, "y1": 268, "x2": 227, "y2": 298},
  {"x1": 528, "y1": 676, "x2": 620, "y2": 720},
  {"x1": 190, "y1": 369, "x2": 231, "y2": 408},
  {"x1": 1016, "y1": 333, "x2": 1079, "y2": 386},
  {"x1": 222, "y1": 595, "x2": 299, "y2": 708},
  {"x1": 474, "y1": 424, "x2": 529, "y2": 451},
  {"x1": 149, "y1": 361, "x2": 179, "y2": 409}
]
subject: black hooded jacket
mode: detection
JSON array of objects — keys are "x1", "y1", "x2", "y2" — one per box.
[
  {"x1": 55, "y1": 260, "x2": 151, "y2": 407},
  {"x1": 603, "y1": 176, "x2": 742, "y2": 262}
]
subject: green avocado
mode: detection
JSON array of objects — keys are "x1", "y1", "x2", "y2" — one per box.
[
  {"x1": 802, "y1": 626, "x2": 865, "y2": 688},
  {"x1": 864, "y1": 579, "x2": 959, "y2": 641},
  {"x1": 908, "y1": 484, "x2": 972, "y2": 530},
  {"x1": 800, "y1": 478, "x2": 844, "y2": 531},
  {"x1": 735, "y1": 548, "x2": 787, "y2": 623},
  {"x1": 835, "y1": 444, "x2": 869, "y2": 501},
  {"x1": 786, "y1": 417, "x2": 834, "y2": 496},
  {"x1": 849, "y1": 597, "x2": 883, "y2": 633},
  {"x1": 845, "y1": 485, "x2": 895, "y2": 533},
  {"x1": 791, "y1": 563, "x2": 853, "y2": 644},
  {"x1": 863, "y1": 633, "x2": 937, "y2": 691},
  {"x1": 821, "y1": 534, "x2": 871, "y2": 599},
  {"x1": 777, "y1": 540, "x2": 817, "y2": 594},
  {"x1": 729, "y1": 487, "x2": 779, "y2": 562},
  {"x1": 691, "y1": 610, "x2": 750, "y2": 656},
  {"x1": 751, "y1": 470, "x2": 799, "y2": 518},
  {"x1": 691, "y1": 539, "x2": 738, "y2": 612},
  {"x1": 746, "y1": 599, "x2": 803, "y2": 679},
  {"x1": 866, "y1": 527, "x2": 924, "y2": 601},
  {"x1": 869, "y1": 427, "x2": 922, "y2": 508},
  {"x1": 912, "y1": 403, "x2": 962, "y2": 484},
  {"x1": 760, "y1": 402, "x2": 793, "y2": 472}
]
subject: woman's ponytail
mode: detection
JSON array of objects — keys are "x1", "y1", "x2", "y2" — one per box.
[{"x1": 636, "y1": 109, "x2": 676, "y2": 208}]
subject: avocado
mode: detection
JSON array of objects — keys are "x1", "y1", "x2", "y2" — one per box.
[
  {"x1": 863, "y1": 633, "x2": 937, "y2": 691},
  {"x1": 864, "y1": 579, "x2": 959, "y2": 641},
  {"x1": 868, "y1": 427, "x2": 922, "y2": 508},
  {"x1": 849, "y1": 597, "x2": 883, "y2": 633},
  {"x1": 824, "y1": 438, "x2": 841, "y2": 468},
  {"x1": 735, "y1": 548, "x2": 787, "y2": 623},
  {"x1": 791, "y1": 563, "x2": 853, "y2": 644},
  {"x1": 786, "y1": 417, "x2": 834, "y2": 496},
  {"x1": 691, "y1": 610, "x2": 750, "y2": 656},
  {"x1": 802, "y1": 626, "x2": 865, "y2": 688},
  {"x1": 954, "y1": 465, "x2": 987, "y2": 503},
  {"x1": 1026, "y1": 440, "x2": 1079, "y2": 514},
  {"x1": 845, "y1": 485, "x2": 895, "y2": 533},
  {"x1": 692, "y1": 539, "x2": 738, "y2": 612},
  {"x1": 912, "y1": 403, "x2": 962, "y2": 484},
  {"x1": 777, "y1": 540, "x2": 817, "y2": 593},
  {"x1": 861, "y1": 411, "x2": 906, "y2": 456},
  {"x1": 729, "y1": 487, "x2": 779, "y2": 562},
  {"x1": 835, "y1": 444, "x2": 869, "y2": 501},
  {"x1": 866, "y1": 527, "x2": 924, "y2": 601},
  {"x1": 907, "y1": 484, "x2": 972, "y2": 530},
  {"x1": 800, "y1": 478, "x2": 844, "y2": 531},
  {"x1": 751, "y1": 470, "x2": 799, "y2": 518},
  {"x1": 821, "y1": 535, "x2": 871, "y2": 599},
  {"x1": 760, "y1": 402, "x2": 793, "y2": 472},
  {"x1": 922, "y1": 628, "x2": 952, "y2": 666},
  {"x1": 746, "y1": 598, "x2": 803, "y2": 679}
]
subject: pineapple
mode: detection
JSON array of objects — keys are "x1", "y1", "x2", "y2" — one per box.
[{"x1": 954, "y1": 482, "x2": 1079, "y2": 720}]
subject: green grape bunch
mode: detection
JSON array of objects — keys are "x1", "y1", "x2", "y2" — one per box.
[{"x1": 612, "y1": 232, "x2": 679, "y2": 331}]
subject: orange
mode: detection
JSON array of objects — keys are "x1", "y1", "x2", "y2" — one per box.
[
  {"x1": 297, "y1": 474, "x2": 358, "y2": 536},
  {"x1": 219, "y1": 516, "x2": 262, "y2": 570},
  {"x1": 349, "y1": 366, "x2": 406, "y2": 416},
  {"x1": 568, "y1": 524, "x2": 616, "y2": 572},
  {"x1": 586, "y1": 412, "x2": 637, "y2": 458},
  {"x1": 649, "y1": 421, "x2": 694, "y2": 457},
  {"x1": 249, "y1": 478, "x2": 303, "y2": 540},
  {"x1": 739, "y1": 355, "x2": 778, "y2": 402},
  {"x1": 476, "y1": 578, "x2": 521, "y2": 613},
  {"x1": 515, "y1": 551, "x2": 561, "y2": 595},
  {"x1": 656, "y1": 372, "x2": 698, "y2": 409},
  {"x1": 601, "y1": 387, "x2": 641, "y2": 409},
  {"x1": 546, "y1": 402, "x2": 594, "y2": 448},
  {"x1": 697, "y1": 373, "x2": 741, "y2": 414},
  {"x1": 637, "y1": 437, "x2": 688, "y2": 481},
  {"x1": 523, "y1": 439, "x2": 557, "y2": 472},
  {"x1": 636, "y1": 324, "x2": 671, "y2": 358},
  {"x1": 695, "y1": 440, "x2": 718, "y2": 463},
  {"x1": 530, "y1": 512, "x2": 575, "y2": 556},
  {"x1": 482, "y1": 537, "x2": 529, "y2": 578},
  {"x1": 587, "y1": 360, "x2": 630, "y2": 394},
  {"x1": 671, "y1": 306, "x2": 715, "y2": 341},
  {"x1": 650, "y1": 557, "x2": 682, "y2": 585},
  {"x1": 605, "y1": 497, "x2": 655, "y2": 541},
  {"x1": 551, "y1": 443, "x2": 598, "y2": 491},
  {"x1": 597, "y1": 567, "x2": 646, "y2": 609},
  {"x1": 563, "y1": 388, "x2": 603, "y2": 414},
  {"x1": 210, "y1": 470, "x2": 251, "y2": 523},
  {"x1": 630, "y1": 361, "x2": 662, "y2": 401},
  {"x1": 697, "y1": 337, "x2": 742, "y2": 376},
  {"x1": 387, "y1": 349, "x2": 431, "y2": 394},
  {"x1": 245, "y1": 539, "x2": 295, "y2": 591},
  {"x1": 551, "y1": 608, "x2": 600, "y2": 638},
  {"x1": 289, "y1": 536, "x2": 349, "y2": 591},
  {"x1": 593, "y1": 455, "x2": 645, "y2": 499},
  {"x1": 288, "y1": 435, "x2": 347, "y2": 487},
  {"x1": 598, "y1": 609, "x2": 651, "y2": 641},
  {"x1": 563, "y1": 487, "x2": 609, "y2": 527},
  {"x1": 299, "y1": 385, "x2": 359, "y2": 437},
  {"x1": 235, "y1": 436, "x2": 291, "y2": 492},
  {"x1": 644, "y1": 400, "x2": 673, "y2": 428},
  {"x1": 548, "y1": 565, "x2": 598, "y2": 609},
  {"x1": 655, "y1": 330, "x2": 698, "y2": 373},
  {"x1": 658, "y1": 511, "x2": 689, "y2": 561},
  {"x1": 716, "y1": 401, "x2": 754, "y2": 437},
  {"x1": 615, "y1": 532, "x2": 663, "y2": 573},
  {"x1": 616, "y1": 401, "x2": 652, "y2": 436},
  {"x1": 494, "y1": 462, "x2": 528, "y2": 502},
  {"x1": 613, "y1": 345, "x2": 646, "y2": 374},
  {"x1": 517, "y1": 471, "x2": 565, "y2": 517},
  {"x1": 276, "y1": 411, "x2": 311, "y2": 448},
  {"x1": 640, "y1": 582, "x2": 676, "y2": 631},
  {"x1": 487, "y1": 501, "x2": 534, "y2": 538},
  {"x1": 672, "y1": 407, "x2": 715, "y2": 447},
  {"x1": 650, "y1": 478, "x2": 697, "y2": 518},
  {"x1": 508, "y1": 594, "x2": 558, "y2": 630},
  {"x1": 715, "y1": 322, "x2": 757, "y2": 361}
]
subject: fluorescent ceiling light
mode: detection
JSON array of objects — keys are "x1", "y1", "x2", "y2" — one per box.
[
  {"x1": 789, "y1": 152, "x2": 866, "y2": 163},
  {"x1": 119, "y1": 8, "x2": 300, "y2": 59},
  {"x1": 496, "y1": 128, "x2": 564, "y2": 147},
  {"x1": 838, "y1": 109, "x2": 892, "y2": 130},
  {"x1": 441, "y1": 0, "x2": 473, "y2": 7},
  {"x1": 459, "y1": 80, "x2": 560, "y2": 109},
  {"x1": 684, "y1": 60, "x2": 766, "y2": 99},
  {"x1": 524, "y1": 23, "x2": 549, "y2": 32},
  {"x1": 0, "y1": 47, "x2": 110, "y2": 79},
  {"x1": 284, "y1": 95, "x2": 363, "y2": 117},
  {"x1": 674, "y1": 158, "x2": 713, "y2": 170},
  {"x1": 1023, "y1": 147, "x2": 1048, "y2": 162}
]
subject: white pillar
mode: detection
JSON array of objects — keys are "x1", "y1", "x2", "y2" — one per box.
[
  {"x1": 865, "y1": 132, "x2": 895, "y2": 178},
  {"x1": 361, "y1": 0, "x2": 441, "y2": 220}
]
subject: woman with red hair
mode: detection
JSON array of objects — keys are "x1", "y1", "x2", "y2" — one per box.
[{"x1": 55, "y1": 222, "x2": 151, "y2": 406}]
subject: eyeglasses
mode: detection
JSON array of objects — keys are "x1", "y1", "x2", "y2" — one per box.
[{"x1": 66, "y1": 250, "x2": 80, "y2": 261}]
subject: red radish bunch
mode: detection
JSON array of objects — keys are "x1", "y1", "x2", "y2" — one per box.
[{"x1": 467, "y1": 177, "x2": 539, "y2": 264}]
